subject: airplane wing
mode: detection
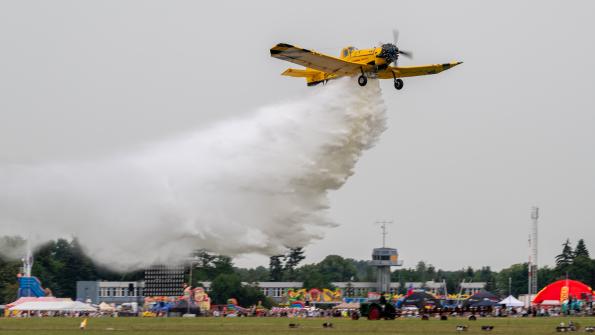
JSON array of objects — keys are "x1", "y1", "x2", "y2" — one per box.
[
  {"x1": 270, "y1": 43, "x2": 369, "y2": 76},
  {"x1": 379, "y1": 61, "x2": 463, "y2": 79}
]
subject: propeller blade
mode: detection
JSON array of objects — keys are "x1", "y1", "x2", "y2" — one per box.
[
  {"x1": 399, "y1": 50, "x2": 413, "y2": 59},
  {"x1": 392, "y1": 29, "x2": 399, "y2": 45}
]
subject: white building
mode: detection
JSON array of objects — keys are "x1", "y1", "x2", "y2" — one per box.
[{"x1": 77, "y1": 280, "x2": 487, "y2": 304}]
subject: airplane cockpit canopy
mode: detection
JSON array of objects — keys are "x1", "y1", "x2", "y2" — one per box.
[{"x1": 341, "y1": 46, "x2": 357, "y2": 58}]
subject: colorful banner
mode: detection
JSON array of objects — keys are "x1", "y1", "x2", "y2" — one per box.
[
  {"x1": 287, "y1": 288, "x2": 343, "y2": 303},
  {"x1": 560, "y1": 285, "x2": 569, "y2": 302}
]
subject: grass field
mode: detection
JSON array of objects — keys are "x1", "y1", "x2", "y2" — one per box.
[{"x1": 0, "y1": 316, "x2": 593, "y2": 335}]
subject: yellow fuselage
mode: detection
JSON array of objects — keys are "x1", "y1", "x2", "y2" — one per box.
[
  {"x1": 271, "y1": 42, "x2": 463, "y2": 87},
  {"x1": 303, "y1": 46, "x2": 390, "y2": 83},
  {"x1": 339, "y1": 46, "x2": 389, "y2": 67}
]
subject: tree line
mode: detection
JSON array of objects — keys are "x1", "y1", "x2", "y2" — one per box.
[
  {"x1": 0, "y1": 237, "x2": 143, "y2": 304},
  {"x1": 0, "y1": 237, "x2": 593, "y2": 305}
]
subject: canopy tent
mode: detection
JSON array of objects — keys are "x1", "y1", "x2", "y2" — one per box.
[
  {"x1": 398, "y1": 291, "x2": 440, "y2": 309},
  {"x1": 98, "y1": 302, "x2": 116, "y2": 312},
  {"x1": 498, "y1": 295, "x2": 524, "y2": 307},
  {"x1": 69, "y1": 301, "x2": 97, "y2": 311},
  {"x1": 464, "y1": 290, "x2": 499, "y2": 307},
  {"x1": 9, "y1": 300, "x2": 96, "y2": 312},
  {"x1": 333, "y1": 302, "x2": 360, "y2": 309},
  {"x1": 533, "y1": 279, "x2": 593, "y2": 304},
  {"x1": 7, "y1": 297, "x2": 69, "y2": 308},
  {"x1": 472, "y1": 299, "x2": 499, "y2": 307}
]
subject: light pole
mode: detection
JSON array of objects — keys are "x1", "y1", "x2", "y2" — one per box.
[
  {"x1": 185, "y1": 257, "x2": 199, "y2": 316},
  {"x1": 508, "y1": 277, "x2": 512, "y2": 296}
]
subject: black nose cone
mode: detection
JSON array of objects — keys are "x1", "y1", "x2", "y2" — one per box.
[{"x1": 380, "y1": 43, "x2": 399, "y2": 63}]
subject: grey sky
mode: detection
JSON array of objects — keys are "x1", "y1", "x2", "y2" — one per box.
[{"x1": 1, "y1": 0, "x2": 593, "y2": 270}]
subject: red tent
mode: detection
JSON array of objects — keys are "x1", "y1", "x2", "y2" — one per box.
[{"x1": 533, "y1": 279, "x2": 593, "y2": 304}]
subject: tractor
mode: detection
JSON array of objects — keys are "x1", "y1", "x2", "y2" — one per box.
[{"x1": 359, "y1": 300, "x2": 396, "y2": 320}]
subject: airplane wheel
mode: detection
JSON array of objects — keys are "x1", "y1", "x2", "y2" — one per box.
[
  {"x1": 394, "y1": 78, "x2": 404, "y2": 90},
  {"x1": 358, "y1": 75, "x2": 367, "y2": 86}
]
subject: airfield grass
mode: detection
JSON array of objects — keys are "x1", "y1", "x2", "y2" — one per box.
[{"x1": 0, "y1": 316, "x2": 594, "y2": 335}]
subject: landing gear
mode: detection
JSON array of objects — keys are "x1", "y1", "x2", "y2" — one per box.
[
  {"x1": 358, "y1": 75, "x2": 368, "y2": 86},
  {"x1": 394, "y1": 78, "x2": 404, "y2": 90}
]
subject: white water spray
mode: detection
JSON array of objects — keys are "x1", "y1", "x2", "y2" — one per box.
[{"x1": 0, "y1": 78, "x2": 387, "y2": 270}]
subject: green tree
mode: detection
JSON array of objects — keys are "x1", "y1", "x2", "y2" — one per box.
[
  {"x1": 190, "y1": 250, "x2": 234, "y2": 283},
  {"x1": 268, "y1": 255, "x2": 284, "y2": 281},
  {"x1": 300, "y1": 264, "x2": 331, "y2": 289},
  {"x1": 473, "y1": 266, "x2": 496, "y2": 291},
  {"x1": 555, "y1": 239, "x2": 574, "y2": 274},
  {"x1": 415, "y1": 261, "x2": 427, "y2": 282},
  {"x1": 574, "y1": 239, "x2": 589, "y2": 258},
  {"x1": 568, "y1": 255, "x2": 593, "y2": 286},
  {"x1": 235, "y1": 266, "x2": 269, "y2": 283},
  {"x1": 210, "y1": 273, "x2": 272, "y2": 307},
  {"x1": 496, "y1": 263, "x2": 528, "y2": 296},
  {"x1": 34, "y1": 238, "x2": 98, "y2": 298},
  {"x1": 210, "y1": 273, "x2": 243, "y2": 304},
  {"x1": 537, "y1": 266, "x2": 557, "y2": 290},
  {"x1": 316, "y1": 255, "x2": 357, "y2": 282},
  {"x1": 465, "y1": 266, "x2": 475, "y2": 279},
  {"x1": 211, "y1": 256, "x2": 234, "y2": 277},
  {"x1": 427, "y1": 265, "x2": 436, "y2": 281},
  {"x1": 352, "y1": 259, "x2": 374, "y2": 282},
  {"x1": 284, "y1": 247, "x2": 305, "y2": 280},
  {"x1": 391, "y1": 268, "x2": 420, "y2": 285},
  {"x1": 239, "y1": 284, "x2": 273, "y2": 308},
  {"x1": 0, "y1": 256, "x2": 20, "y2": 304},
  {"x1": 60, "y1": 239, "x2": 97, "y2": 296}
]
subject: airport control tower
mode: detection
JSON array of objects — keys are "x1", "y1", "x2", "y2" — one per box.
[{"x1": 370, "y1": 222, "x2": 403, "y2": 293}]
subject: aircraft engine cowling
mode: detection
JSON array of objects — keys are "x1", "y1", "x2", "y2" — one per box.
[{"x1": 378, "y1": 43, "x2": 400, "y2": 65}]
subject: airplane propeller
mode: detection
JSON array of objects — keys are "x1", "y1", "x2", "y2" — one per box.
[
  {"x1": 392, "y1": 29, "x2": 399, "y2": 44},
  {"x1": 379, "y1": 29, "x2": 413, "y2": 66},
  {"x1": 392, "y1": 29, "x2": 413, "y2": 59}
]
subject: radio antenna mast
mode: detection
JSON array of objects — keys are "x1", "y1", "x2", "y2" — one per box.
[
  {"x1": 528, "y1": 207, "x2": 539, "y2": 300},
  {"x1": 376, "y1": 220, "x2": 393, "y2": 248}
]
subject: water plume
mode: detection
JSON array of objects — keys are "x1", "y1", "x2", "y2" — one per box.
[{"x1": 0, "y1": 78, "x2": 387, "y2": 270}]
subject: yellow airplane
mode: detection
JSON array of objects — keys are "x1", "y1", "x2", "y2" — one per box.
[{"x1": 270, "y1": 31, "x2": 462, "y2": 90}]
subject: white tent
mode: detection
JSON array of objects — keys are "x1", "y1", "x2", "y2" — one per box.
[
  {"x1": 498, "y1": 295, "x2": 524, "y2": 307},
  {"x1": 98, "y1": 302, "x2": 115, "y2": 312},
  {"x1": 69, "y1": 301, "x2": 97, "y2": 312},
  {"x1": 9, "y1": 300, "x2": 96, "y2": 312}
]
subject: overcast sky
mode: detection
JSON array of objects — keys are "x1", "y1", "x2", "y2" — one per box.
[{"x1": 1, "y1": 0, "x2": 594, "y2": 271}]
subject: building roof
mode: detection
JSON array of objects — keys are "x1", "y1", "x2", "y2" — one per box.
[
  {"x1": 332, "y1": 282, "x2": 399, "y2": 288},
  {"x1": 197, "y1": 281, "x2": 303, "y2": 289},
  {"x1": 254, "y1": 282, "x2": 303, "y2": 288},
  {"x1": 460, "y1": 282, "x2": 487, "y2": 289},
  {"x1": 76, "y1": 280, "x2": 487, "y2": 290}
]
